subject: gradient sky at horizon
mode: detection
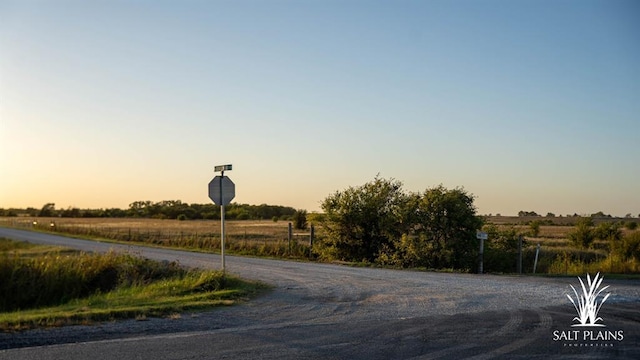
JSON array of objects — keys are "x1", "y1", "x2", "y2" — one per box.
[{"x1": 1, "y1": 0, "x2": 639, "y2": 216}]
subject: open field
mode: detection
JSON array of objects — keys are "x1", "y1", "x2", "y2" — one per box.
[
  {"x1": 0, "y1": 217, "x2": 315, "y2": 258},
  {"x1": 485, "y1": 215, "x2": 640, "y2": 226},
  {"x1": 0, "y1": 217, "x2": 299, "y2": 241}
]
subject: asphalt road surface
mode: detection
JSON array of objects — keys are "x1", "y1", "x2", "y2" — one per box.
[{"x1": 1, "y1": 227, "x2": 639, "y2": 359}]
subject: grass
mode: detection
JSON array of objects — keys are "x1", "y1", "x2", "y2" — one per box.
[
  {"x1": 0, "y1": 217, "x2": 314, "y2": 259},
  {"x1": 0, "y1": 238, "x2": 267, "y2": 331}
]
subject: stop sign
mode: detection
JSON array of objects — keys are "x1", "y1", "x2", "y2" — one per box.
[{"x1": 208, "y1": 176, "x2": 235, "y2": 206}]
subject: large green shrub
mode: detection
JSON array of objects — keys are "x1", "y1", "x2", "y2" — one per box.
[
  {"x1": 318, "y1": 177, "x2": 482, "y2": 270},
  {"x1": 320, "y1": 176, "x2": 409, "y2": 262}
]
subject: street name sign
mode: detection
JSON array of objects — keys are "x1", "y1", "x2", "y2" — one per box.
[{"x1": 214, "y1": 164, "x2": 233, "y2": 172}]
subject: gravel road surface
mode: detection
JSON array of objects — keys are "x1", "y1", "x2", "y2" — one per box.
[{"x1": 1, "y1": 227, "x2": 639, "y2": 359}]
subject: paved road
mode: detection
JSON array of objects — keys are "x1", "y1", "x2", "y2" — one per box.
[{"x1": 1, "y1": 227, "x2": 639, "y2": 359}]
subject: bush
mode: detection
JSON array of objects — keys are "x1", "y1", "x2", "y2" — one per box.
[
  {"x1": 292, "y1": 209, "x2": 308, "y2": 230},
  {"x1": 594, "y1": 222, "x2": 622, "y2": 241},
  {"x1": 318, "y1": 177, "x2": 482, "y2": 270},
  {"x1": 320, "y1": 176, "x2": 410, "y2": 262},
  {"x1": 528, "y1": 221, "x2": 540, "y2": 237},
  {"x1": 625, "y1": 221, "x2": 638, "y2": 230},
  {"x1": 613, "y1": 232, "x2": 640, "y2": 261},
  {"x1": 568, "y1": 218, "x2": 595, "y2": 249}
]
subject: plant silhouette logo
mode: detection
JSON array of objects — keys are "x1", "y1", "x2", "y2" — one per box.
[{"x1": 566, "y1": 272, "x2": 611, "y2": 327}]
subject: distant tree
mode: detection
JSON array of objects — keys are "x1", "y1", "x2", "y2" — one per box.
[
  {"x1": 0, "y1": 208, "x2": 18, "y2": 217},
  {"x1": 568, "y1": 218, "x2": 595, "y2": 249},
  {"x1": 38, "y1": 203, "x2": 56, "y2": 217},
  {"x1": 529, "y1": 220, "x2": 541, "y2": 237},
  {"x1": 128, "y1": 201, "x2": 153, "y2": 217},
  {"x1": 60, "y1": 207, "x2": 81, "y2": 218},
  {"x1": 594, "y1": 222, "x2": 622, "y2": 241},
  {"x1": 103, "y1": 208, "x2": 128, "y2": 218},
  {"x1": 292, "y1": 209, "x2": 308, "y2": 230},
  {"x1": 546, "y1": 212, "x2": 556, "y2": 218},
  {"x1": 613, "y1": 232, "x2": 640, "y2": 261},
  {"x1": 518, "y1": 211, "x2": 539, "y2": 217}
]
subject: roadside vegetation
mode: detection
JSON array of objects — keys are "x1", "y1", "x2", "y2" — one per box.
[
  {"x1": 1, "y1": 176, "x2": 638, "y2": 276},
  {"x1": 0, "y1": 238, "x2": 265, "y2": 331}
]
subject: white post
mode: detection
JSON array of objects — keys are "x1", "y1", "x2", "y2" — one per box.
[
  {"x1": 220, "y1": 171, "x2": 225, "y2": 272},
  {"x1": 221, "y1": 204, "x2": 226, "y2": 272},
  {"x1": 533, "y1": 243, "x2": 541, "y2": 274},
  {"x1": 209, "y1": 164, "x2": 233, "y2": 274}
]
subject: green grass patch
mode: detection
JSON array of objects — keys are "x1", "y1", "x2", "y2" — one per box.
[{"x1": 0, "y1": 238, "x2": 267, "y2": 332}]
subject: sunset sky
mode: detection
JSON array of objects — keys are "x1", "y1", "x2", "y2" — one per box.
[{"x1": 1, "y1": 0, "x2": 639, "y2": 216}]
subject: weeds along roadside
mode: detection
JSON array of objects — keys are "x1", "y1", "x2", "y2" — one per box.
[{"x1": 0, "y1": 238, "x2": 266, "y2": 332}]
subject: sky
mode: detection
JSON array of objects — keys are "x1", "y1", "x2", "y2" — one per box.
[{"x1": 1, "y1": 0, "x2": 639, "y2": 216}]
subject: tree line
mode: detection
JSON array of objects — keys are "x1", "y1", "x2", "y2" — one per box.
[
  {"x1": 0, "y1": 201, "x2": 298, "y2": 221},
  {"x1": 517, "y1": 210, "x2": 639, "y2": 218}
]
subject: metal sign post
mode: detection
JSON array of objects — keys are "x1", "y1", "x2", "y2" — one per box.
[
  {"x1": 476, "y1": 231, "x2": 488, "y2": 274},
  {"x1": 220, "y1": 171, "x2": 226, "y2": 272},
  {"x1": 208, "y1": 164, "x2": 234, "y2": 272}
]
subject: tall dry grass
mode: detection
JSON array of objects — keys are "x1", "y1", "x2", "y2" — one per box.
[
  {"x1": 0, "y1": 238, "x2": 186, "y2": 312},
  {"x1": 0, "y1": 218, "x2": 315, "y2": 259}
]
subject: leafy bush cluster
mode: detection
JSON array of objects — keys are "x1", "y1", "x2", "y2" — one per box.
[{"x1": 316, "y1": 177, "x2": 483, "y2": 271}]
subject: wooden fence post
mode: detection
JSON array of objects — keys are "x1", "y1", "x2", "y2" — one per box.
[{"x1": 288, "y1": 222, "x2": 292, "y2": 253}]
